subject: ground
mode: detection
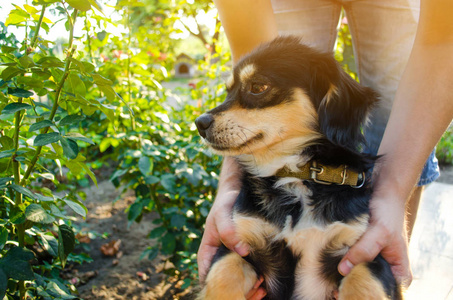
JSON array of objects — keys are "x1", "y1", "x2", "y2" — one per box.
[
  {"x1": 69, "y1": 181, "x2": 193, "y2": 300},
  {"x1": 69, "y1": 165, "x2": 453, "y2": 300}
]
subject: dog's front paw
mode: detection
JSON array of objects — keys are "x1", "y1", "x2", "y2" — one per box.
[{"x1": 198, "y1": 252, "x2": 258, "y2": 300}]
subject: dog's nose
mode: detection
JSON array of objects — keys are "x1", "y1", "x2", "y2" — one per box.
[{"x1": 195, "y1": 114, "x2": 214, "y2": 138}]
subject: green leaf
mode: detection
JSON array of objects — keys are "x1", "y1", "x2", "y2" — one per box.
[
  {"x1": 59, "y1": 114, "x2": 85, "y2": 126},
  {"x1": 34, "y1": 132, "x2": 61, "y2": 146},
  {"x1": 92, "y1": 73, "x2": 113, "y2": 85},
  {"x1": 46, "y1": 280, "x2": 77, "y2": 299},
  {"x1": 128, "y1": 202, "x2": 144, "y2": 222},
  {"x1": 0, "y1": 149, "x2": 15, "y2": 159},
  {"x1": 63, "y1": 199, "x2": 87, "y2": 218},
  {"x1": 65, "y1": 132, "x2": 95, "y2": 144},
  {"x1": 25, "y1": 203, "x2": 55, "y2": 224},
  {"x1": 64, "y1": 73, "x2": 86, "y2": 97},
  {"x1": 98, "y1": 85, "x2": 117, "y2": 102},
  {"x1": 39, "y1": 234, "x2": 58, "y2": 257},
  {"x1": 0, "y1": 136, "x2": 14, "y2": 149},
  {"x1": 0, "y1": 178, "x2": 13, "y2": 185},
  {"x1": 0, "y1": 227, "x2": 8, "y2": 251},
  {"x1": 0, "y1": 268, "x2": 6, "y2": 300},
  {"x1": 5, "y1": 10, "x2": 29, "y2": 26},
  {"x1": 60, "y1": 138, "x2": 79, "y2": 160},
  {"x1": 79, "y1": 163, "x2": 98, "y2": 186},
  {"x1": 138, "y1": 156, "x2": 153, "y2": 176},
  {"x1": 2, "y1": 103, "x2": 32, "y2": 114},
  {"x1": 8, "y1": 87, "x2": 34, "y2": 98},
  {"x1": 144, "y1": 175, "x2": 160, "y2": 185},
  {"x1": 19, "y1": 55, "x2": 35, "y2": 68},
  {"x1": 1, "y1": 46, "x2": 18, "y2": 54},
  {"x1": 0, "y1": 66, "x2": 23, "y2": 81},
  {"x1": 97, "y1": 30, "x2": 107, "y2": 41},
  {"x1": 111, "y1": 168, "x2": 128, "y2": 181},
  {"x1": 37, "y1": 56, "x2": 64, "y2": 68},
  {"x1": 170, "y1": 214, "x2": 185, "y2": 230},
  {"x1": 160, "y1": 174, "x2": 176, "y2": 192},
  {"x1": 9, "y1": 184, "x2": 36, "y2": 200},
  {"x1": 0, "y1": 247, "x2": 35, "y2": 280},
  {"x1": 17, "y1": 76, "x2": 44, "y2": 90},
  {"x1": 66, "y1": 0, "x2": 92, "y2": 11},
  {"x1": 58, "y1": 224, "x2": 75, "y2": 268},
  {"x1": 149, "y1": 226, "x2": 166, "y2": 239},
  {"x1": 29, "y1": 120, "x2": 53, "y2": 132},
  {"x1": 10, "y1": 207, "x2": 26, "y2": 224},
  {"x1": 161, "y1": 232, "x2": 176, "y2": 255}
]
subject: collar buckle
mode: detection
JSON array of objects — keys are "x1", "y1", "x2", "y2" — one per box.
[{"x1": 310, "y1": 161, "x2": 332, "y2": 185}]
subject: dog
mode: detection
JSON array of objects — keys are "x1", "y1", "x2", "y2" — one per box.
[{"x1": 195, "y1": 36, "x2": 402, "y2": 300}]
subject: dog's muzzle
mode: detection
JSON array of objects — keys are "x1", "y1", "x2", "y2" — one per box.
[{"x1": 195, "y1": 114, "x2": 214, "y2": 138}]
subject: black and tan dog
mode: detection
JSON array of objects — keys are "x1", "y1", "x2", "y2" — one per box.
[{"x1": 195, "y1": 36, "x2": 402, "y2": 300}]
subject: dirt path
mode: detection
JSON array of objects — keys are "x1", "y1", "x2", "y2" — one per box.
[{"x1": 70, "y1": 181, "x2": 193, "y2": 299}]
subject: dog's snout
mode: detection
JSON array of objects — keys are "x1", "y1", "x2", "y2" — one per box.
[{"x1": 195, "y1": 114, "x2": 214, "y2": 138}]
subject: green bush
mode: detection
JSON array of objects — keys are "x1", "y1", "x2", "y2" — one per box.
[{"x1": 0, "y1": 1, "x2": 119, "y2": 298}]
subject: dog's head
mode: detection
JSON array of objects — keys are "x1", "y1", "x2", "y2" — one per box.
[{"x1": 195, "y1": 36, "x2": 377, "y2": 162}]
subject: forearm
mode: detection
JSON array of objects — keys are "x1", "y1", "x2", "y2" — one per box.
[
  {"x1": 214, "y1": 0, "x2": 278, "y2": 62},
  {"x1": 375, "y1": 43, "x2": 453, "y2": 201}
]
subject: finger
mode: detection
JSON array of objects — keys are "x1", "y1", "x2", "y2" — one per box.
[
  {"x1": 247, "y1": 288, "x2": 267, "y2": 300},
  {"x1": 197, "y1": 243, "x2": 220, "y2": 283},
  {"x1": 338, "y1": 225, "x2": 385, "y2": 276},
  {"x1": 246, "y1": 277, "x2": 266, "y2": 300},
  {"x1": 215, "y1": 209, "x2": 250, "y2": 256}
]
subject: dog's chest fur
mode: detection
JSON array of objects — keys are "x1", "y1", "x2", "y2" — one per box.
[{"x1": 232, "y1": 156, "x2": 370, "y2": 299}]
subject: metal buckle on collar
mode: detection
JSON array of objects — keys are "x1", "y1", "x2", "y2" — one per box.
[
  {"x1": 310, "y1": 161, "x2": 332, "y2": 185},
  {"x1": 352, "y1": 172, "x2": 366, "y2": 189}
]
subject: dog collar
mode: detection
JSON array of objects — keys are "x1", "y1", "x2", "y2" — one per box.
[{"x1": 275, "y1": 160, "x2": 366, "y2": 188}]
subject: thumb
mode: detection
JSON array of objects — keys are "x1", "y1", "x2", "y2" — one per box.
[
  {"x1": 338, "y1": 225, "x2": 384, "y2": 276},
  {"x1": 216, "y1": 211, "x2": 250, "y2": 256}
]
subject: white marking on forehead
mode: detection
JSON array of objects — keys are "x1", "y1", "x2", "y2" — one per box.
[
  {"x1": 239, "y1": 64, "x2": 256, "y2": 82},
  {"x1": 225, "y1": 73, "x2": 234, "y2": 89}
]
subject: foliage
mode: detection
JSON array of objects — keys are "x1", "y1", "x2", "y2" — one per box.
[
  {"x1": 436, "y1": 126, "x2": 453, "y2": 165},
  {"x1": 0, "y1": 1, "x2": 118, "y2": 298}
]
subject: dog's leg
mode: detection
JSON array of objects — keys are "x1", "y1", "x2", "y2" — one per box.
[
  {"x1": 198, "y1": 252, "x2": 258, "y2": 300},
  {"x1": 338, "y1": 256, "x2": 403, "y2": 300}
]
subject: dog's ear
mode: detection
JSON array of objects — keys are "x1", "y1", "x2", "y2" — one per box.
[{"x1": 311, "y1": 58, "x2": 378, "y2": 150}]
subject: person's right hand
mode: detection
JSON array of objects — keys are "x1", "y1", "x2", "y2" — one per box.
[
  {"x1": 197, "y1": 189, "x2": 248, "y2": 282},
  {"x1": 197, "y1": 189, "x2": 266, "y2": 299}
]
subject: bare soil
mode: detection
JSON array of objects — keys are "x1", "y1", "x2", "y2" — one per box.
[{"x1": 69, "y1": 181, "x2": 193, "y2": 300}]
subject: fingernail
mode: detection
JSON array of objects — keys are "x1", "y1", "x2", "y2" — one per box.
[
  {"x1": 339, "y1": 259, "x2": 354, "y2": 276},
  {"x1": 234, "y1": 241, "x2": 250, "y2": 256}
]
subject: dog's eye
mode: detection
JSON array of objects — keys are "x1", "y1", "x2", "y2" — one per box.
[{"x1": 250, "y1": 83, "x2": 269, "y2": 95}]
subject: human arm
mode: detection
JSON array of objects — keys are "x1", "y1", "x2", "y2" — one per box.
[
  {"x1": 338, "y1": 0, "x2": 453, "y2": 285},
  {"x1": 196, "y1": 1, "x2": 277, "y2": 298}
]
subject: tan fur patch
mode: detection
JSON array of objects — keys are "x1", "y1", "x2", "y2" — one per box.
[
  {"x1": 234, "y1": 213, "x2": 280, "y2": 250},
  {"x1": 239, "y1": 64, "x2": 256, "y2": 82},
  {"x1": 322, "y1": 83, "x2": 339, "y2": 107},
  {"x1": 198, "y1": 252, "x2": 257, "y2": 300},
  {"x1": 225, "y1": 73, "x2": 234, "y2": 90},
  {"x1": 338, "y1": 263, "x2": 388, "y2": 300},
  {"x1": 207, "y1": 88, "x2": 321, "y2": 166},
  {"x1": 286, "y1": 214, "x2": 369, "y2": 299}
]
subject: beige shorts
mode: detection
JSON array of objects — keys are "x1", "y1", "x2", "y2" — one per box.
[{"x1": 271, "y1": 0, "x2": 439, "y2": 185}]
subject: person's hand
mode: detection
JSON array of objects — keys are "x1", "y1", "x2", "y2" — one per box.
[
  {"x1": 245, "y1": 276, "x2": 267, "y2": 300},
  {"x1": 197, "y1": 189, "x2": 266, "y2": 300},
  {"x1": 338, "y1": 193, "x2": 412, "y2": 287},
  {"x1": 197, "y1": 189, "x2": 249, "y2": 282}
]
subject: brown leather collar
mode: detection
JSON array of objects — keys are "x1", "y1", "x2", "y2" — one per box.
[{"x1": 275, "y1": 160, "x2": 365, "y2": 188}]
